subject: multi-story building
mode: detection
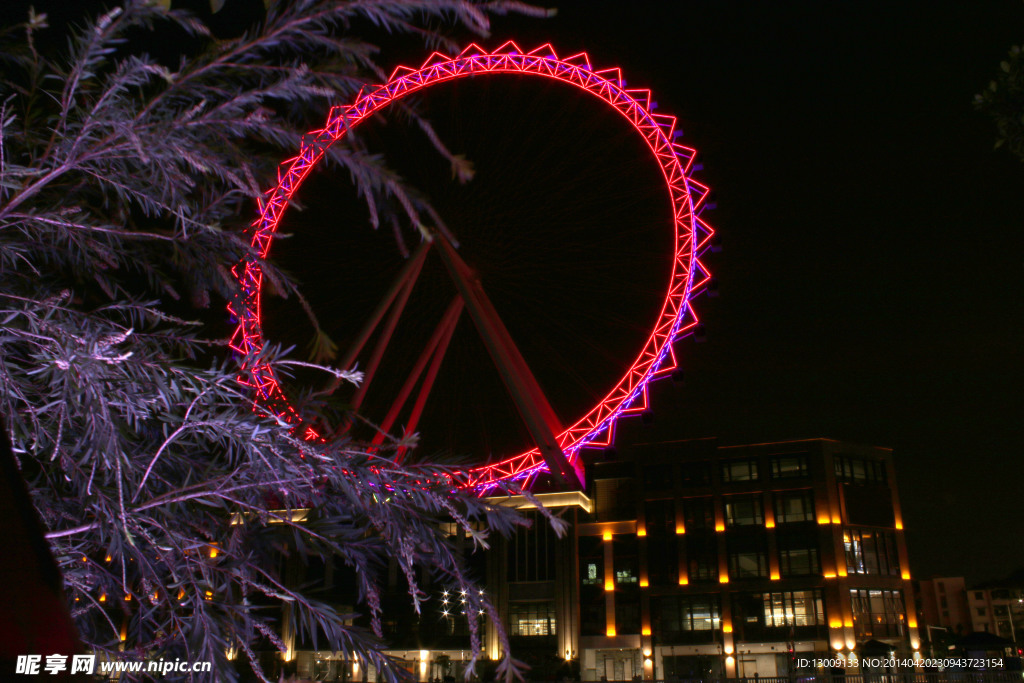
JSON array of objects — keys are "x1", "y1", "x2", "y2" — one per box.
[
  {"x1": 484, "y1": 437, "x2": 918, "y2": 680},
  {"x1": 918, "y1": 577, "x2": 1022, "y2": 644}
]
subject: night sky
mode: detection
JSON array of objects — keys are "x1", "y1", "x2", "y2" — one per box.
[{"x1": 5, "y1": 0, "x2": 1022, "y2": 585}]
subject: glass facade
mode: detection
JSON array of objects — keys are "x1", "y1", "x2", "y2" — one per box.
[{"x1": 850, "y1": 589, "x2": 906, "y2": 637}]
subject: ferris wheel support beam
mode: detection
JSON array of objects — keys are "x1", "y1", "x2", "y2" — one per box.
[
  {"x1": 433, "y1": 236, "x2": 584, "y2": 489},
  {"x1": 347, "y1": 244, "x2": 428, "y2": 413},
  {"x1": 320, "y1": 241, "x2": 431, "y2": 398},
  {"x1": 395, "y1": 295, "x2": 463, "y2": 464},
  {"x1": 369, "y1": 295, "x2": 464, "y2": 456}
]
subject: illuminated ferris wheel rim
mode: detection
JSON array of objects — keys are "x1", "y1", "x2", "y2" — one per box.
[{"x1": 229, "y1": 41, "x2": 715, "y2": 489}]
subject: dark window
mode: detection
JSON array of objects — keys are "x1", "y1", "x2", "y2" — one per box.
[
  {"x1": 850, "y1": 589, "x2": 905, "y2": 638},
  {"x1": 648, "y1": 537, "x2": 679, "y2": 586},
  {"x1": 683, "y1": 497, "x2": 715, "y2": 531},
  {"x1": 774, "y1": 491, "x2": 815, "y2": 523},
  {"x1": 721, "y1": 459, "x2": 759, "y2": 483},
  {"x1": 729, "y1": 551, "x2": 768, "y2": 579},
  {"x1": 843, "y1": 485, "x2": 896, "y2": 526},
  {"x1": 681, "y1": 461, "x2": 712, "y2": 488},
  {"x1": 645, "y1": 499, "x2": 676, "y2": 536},
  {"x1": 596, "y1": 478, "x2": 636, "y2": 521},
  {"x1": 835, "y1": 456, "x2": 887, "y2": 484},
  {"x1": 724, "y1": 495, "x2": 763, "y2": 527},
  {"x1": 616, "y1": 600, "x2": 641, "y2": 634},
  {"x1": 509, "y1": 601, "x2": 556, "y2": 636},
  {"x1": 770, "y1": 454, "x2": 809, "y2": 478},
  {"x1": 779, "y1": 548, "x2": 820, "y2": 576},
  {"x1": 844, "y1": 530, "x2": 901, "y2": 576},
  {"x1": 687, "y1": 535, "x2": 718, "y2": 583},
  {"x1": 580, "y1": 601, "x2": 605, "y2": 636},
  {"x1": 507, "y1": 510, "x2": 557, "y2": 581},
  {"x1": 643, "y1": 464, "x2": 674, "y2": 492}
]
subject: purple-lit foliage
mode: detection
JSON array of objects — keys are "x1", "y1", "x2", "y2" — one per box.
[{"x1": 0, "y1": 2, "x2": 556, "y2": 681}]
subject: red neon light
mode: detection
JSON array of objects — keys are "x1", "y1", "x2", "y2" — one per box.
[{"x1": 229, "y1": 42, "x2": 714, "y2": 487}]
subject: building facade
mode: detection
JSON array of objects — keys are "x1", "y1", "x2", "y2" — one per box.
[{"x1": 485, "y1": 438, "x2": 918, "y2": 680}]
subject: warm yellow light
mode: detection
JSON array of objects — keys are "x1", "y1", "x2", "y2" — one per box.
[
  {"x1": 105, "y1": 555, "x2": 112, "y2": 563},
  {"x1": 605, "y1": 579, "x2": 614, "y2": 592},
  {"x1": 908, "y1": 618, "x2": 918, "y2": 628},
  {"x1": 209, "y1": 547, "x2": 219, "y2": 559},
  {"x1": 912, "y1": 641, "x2": 920, "y2": 651},
  {"x1": 833, "y1": 642, "x2": 843, "y2": 651},
  {"x1": 99, "y1": 593, "x2": 107, "y2": 603},
  {"x1": 714, "y1": 522, "x2": 725, "y2": 532},
  {"x1": 765, "y1": 519, "x2": 775, "y2": 529},
  {"x1": 637, "y1": 527, "x2": 647, "y2": 537},
  {"x1": 204, "y1": 590, "x2": 213, "y2": 600},
  {"x1": 901, "y1": 571, "x2": 911, "y2": 580},
  {"x1": 770, "y1": 571, "x2": 780, "y2": 580},
  {"x1": 725, "y1": 645, "x2": 734, "y2": 655},
  {"x1": 678, "y1": 576, "x2": 689, "y2": 586},
  {"x1": 719, "y1": 574, "x2": 729, "y2": 584},
  {"x1": 81, "y1": 556, "x2": 88, "y2": 563},
  {"x1": 606, "y1": 627, "x2": 616, "y2": 637},
  {"x1": 120, "y1": 624, "x2": 127, "y2": 642},
  {"x1": 676, "y1": 525, "x2": 686, "y2": 535},
  {"x1": 726, "y1": 656, "x2": 735, "y2": 666},
  {"x1": 178, "y1": 588, "x2": 185, "y2": 600},
  {"x1": 817, "y1": 516, "x2": 831, "y2": 525},
  {"x1": 642, "y1": 628, "x2": 652, "y2": 637},
  {"x1": 420, "y1": 650, "x2": 429, "y2": 660},
  {"x1": 643, "y1": 647, "x2": 652, "y2": 657},
  {"x1": 846, "y1": 640, "x2": 856, "y2": 650},
  {"x1": 829, "y1": 619, "x2": 842, "y2": 629},
  {"x1": 838, "y1": 567, "x2": 848, "y2": 577},
  {"x1": 124, "y1": 594, "x2": 131, "y2": 602},
  {"x1": 895, "y1": 520, "x2": 904, "y2": 530},
  {"x1": 831, "y1": 514, "x2": 841, "y2": 524},
  {"x1": 823, "y1": 572, "x2": 837, "y2": 579},
  {"x1": 723, "y1": 623, "x2": 733, "y2": 633},
  {"x1": 844, "y1": 619, "x2": 854, "y2": 628},
  {"x1": 603, "y1": 531, "x2": 612, "y2": 541},
  {"x1": 640, "y1": 578, "x2": 649, "y2": 588},
  {"x1": 644, "y1": 658, "x2": 652, "y2": 667}
]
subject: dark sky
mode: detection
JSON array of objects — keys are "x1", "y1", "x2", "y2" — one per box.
[
  {"x1": 7, "y1": 0, "x2": 1022, "y2": 584},
  {"x1": 473, "y1": 1, "x2": 1024, "y2": 584}
]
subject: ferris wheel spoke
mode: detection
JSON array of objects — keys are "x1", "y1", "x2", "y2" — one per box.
[
  {"x1": 369, "y1": 295, "x2": 464, "y2": 456},
  {"x1": 346, "y1": 244, "x2": 428, "y2": 413},
  {"x1": 433, "y1": 236, "x2": 583, "y2": 489},
  {"x1": 320, "y1": 241, "x2": 431, "y2": 399},
  {"x1": 394, "y1": 296, "x2": 463, "y2": 464}
]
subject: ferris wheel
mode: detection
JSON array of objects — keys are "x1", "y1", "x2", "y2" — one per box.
[{"x1": 229, "y1": 42, "x2": 716, "y2": 490}]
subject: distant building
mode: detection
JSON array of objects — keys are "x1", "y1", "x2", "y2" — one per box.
[{"x1": 917, "y1": 577, "x2": 1022, "y2": 646}]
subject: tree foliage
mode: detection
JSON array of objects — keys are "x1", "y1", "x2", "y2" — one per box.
[
  {"x1": 976, "y1": 44, "x2": 1024, "y2": 161},
  {"x1": 0, "y1": 1, "x2": 557, "y2": 680}
]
